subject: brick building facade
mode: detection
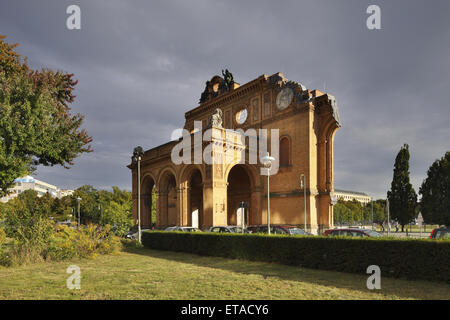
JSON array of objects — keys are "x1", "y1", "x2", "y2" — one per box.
[{"x1": 128, "y1": 72, "x2": 341, "y2": 234}]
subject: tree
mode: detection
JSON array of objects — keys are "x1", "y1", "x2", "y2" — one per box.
[
  {"x1": 3, "y1": 193, "x2": 54, "y2": 258},
  {"x1": 419, "y1": 151, "x2": 450, "y2": 226},
  {"x1": 0, "y1": 36, "x2": 92, "y2": 196},
  {"x1": 333, "y1": 200, "x2": 352, "y2": 225},
  {"x1": 100, "y1": 201, "x2": 133, "y2": 236},
  {"x1": 346, "y1": 200, "x2": 363, "y2": 224},
  {"x1": 73, "y1": 185, "x2": 100, "y2": 224},
  {"x1": 372, "y1": 200, "x2": 386, "y2": 224},
  {"x1": 387, "y1": 144, "x2": 417, "y2": 231},
  {"x1": 333, "y1": 199, "x2": 366, "y2": 225},
  {"x1": 72, "y1": 185, "x2": 132, "y2": 230}
]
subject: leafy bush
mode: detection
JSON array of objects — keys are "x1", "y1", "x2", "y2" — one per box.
[
  {"x1": 0, "y1": 228, "x2": 5, "y2": 245},
  {"x1": 142, "y1": 231, "x2": 450, "y2": 282},
  {"x1": 45, "y1": 224, "x2": 122, "y2": 261},
  {"x1": 2, "y1": 197, "x2": 55, "y2": 264},
  {"x1": 100, "y1": 201, "x2": 133, "y2": 237},
  {"x1": 0, "y1": 221, "x2": 122, "y2": 266}
]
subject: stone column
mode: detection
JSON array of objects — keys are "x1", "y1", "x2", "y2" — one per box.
[
  {"x1": 153, "y1": 189, "x2": 159, "y2": 227},
  {"x1": 250, "y1": 187, "x2": 262, "y2": 225},
  {"x1": 202, "y1": 181, "x2": 213, "y2": 228},
  {"x1": 176, "y1": 186, "x2": 187, "y2": 226},
  {"x1": 158, "y1": 191, "x2": 168, "y2": 227}
]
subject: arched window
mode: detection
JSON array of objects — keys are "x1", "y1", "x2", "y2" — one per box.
[{"x1": 280, "y1": 137, "x2": 290, "y2": 166}]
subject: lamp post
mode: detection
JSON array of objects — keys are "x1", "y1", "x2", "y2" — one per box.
[
  {"x1": 300, "y1": 174, "x2": 307, "y2": 233},
  {"x1": 76, "y1": 197, "x2": 82, "y2": 229},
  {"x1": 371, "y1": 198, "x2": 374, "y2": 230},
  {"x1": 98, "y1": 204, "x2": 103, "y2": 223},
  {"x1": 133, "y1": 146, "x2": 144, "y2": 243},
  {"x1": 386, "y1": 198, "x2": 390, "y2": 236},
  {"x1": 261, "y1": 152, "x2": 275, "y2": 235}
]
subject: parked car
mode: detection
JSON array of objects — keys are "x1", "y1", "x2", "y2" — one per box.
[
  {"x1": 56, "y1": 221, "x2": 72, "y2": 227},
  {"x1": 209, "y1": 226, "x2": 246, "y2": 233},
  {"x1": 246, "y1": 225, "x2": 313, "y2": 236},
  {"x1": 324, "y1": 228, "x2": 382, "y2": 238},
  {"x1": 429, "y1": 227, "x2": 450, "y2": 239},
  {"x1": 126, "y1": 228, "x2": 151, "y2": 239},
  {"x1": 164, "y1": 226, "x2": 202, "y2": 232}
]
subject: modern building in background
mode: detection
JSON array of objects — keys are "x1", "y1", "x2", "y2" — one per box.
[
  {"x1": 333, "y1": 189, "x2": 371, "y2": 204},
  {"x1": 0, "y1": 176, "x2": 74, "y2": 203}
]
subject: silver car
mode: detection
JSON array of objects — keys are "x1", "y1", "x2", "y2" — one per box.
[
  {"x1": 209, "y1": 226, "x2": 246, "y2": 233},
  {"x1": 165, "y1": 226, "x2": 201, "y2": 232},
  {"x1": 126, "y1": 228, "x2": 151, "y2": 239}
]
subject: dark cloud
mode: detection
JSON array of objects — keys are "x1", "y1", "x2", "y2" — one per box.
[{"x1": 1, "y1": 0, "x2": 449, "y2": 199}]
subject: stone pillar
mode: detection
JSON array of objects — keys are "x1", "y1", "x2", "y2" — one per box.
[
  {"x1": 179, "y1": 184, "x2": 189, "y2": 226},
  {"x1": 176, "y1": 186, "x2": 187, "y2": 226},
  {"x1": 131, "y1": 170, "x2": 137, "y2": 225},
  {"x1": 250, "y1": 187, "x2": 262, "y2": 225},
  {"x1": 154, "y1": 188, "x2": 160, "y2": 227},
  {"x1": 158, "y1": 191, "x2": 168, "y2": 227},
  {"x1": 212, "y1": 182, "x2": 228, "y2": 227},
  {"x1": 202, "y1": 181, "x2": 213, "y2": 228}
]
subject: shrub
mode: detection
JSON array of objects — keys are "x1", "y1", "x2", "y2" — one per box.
[
  {"x1": 45, "y1": 225, "x2": 78, "y2": 261},
  {"x1": 0, "y1": 222, "x2": 122, "y2": 266},
  {"x1": 0, "y1": 228, "x2": 5, "y2": 245},
  {"x1": 2, "y1": 200, "x2": 55, "y2": 264},
  {"x1": 142, "y1": 231, "x2": 450, "y2": 282},
  {"x1": 45, "y1": 224, "x2": 122, "y2": 261}
]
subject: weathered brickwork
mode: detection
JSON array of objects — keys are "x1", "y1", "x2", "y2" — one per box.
[{"x1": 128, "y1": 72, "x2": 340, "y2": 234}]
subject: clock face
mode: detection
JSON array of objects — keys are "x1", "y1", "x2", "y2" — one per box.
[
  {"x1": 236, "y1": 109, "x2": 248, "y2": 124},
  {"x1": 276, "y1": 87, "x2": 294, "y2": 110}
]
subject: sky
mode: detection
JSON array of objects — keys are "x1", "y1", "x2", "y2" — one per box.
[{"x1": 0, "y1": 0, "x2": 449, "y2": 199}]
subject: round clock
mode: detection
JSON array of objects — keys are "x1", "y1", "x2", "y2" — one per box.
[
  {"x1": 276, "y1": 87, "x2": 293, "y2": 110},
  {"x1": 236, "y1": 109, "x2": 248, "y2": 124}
]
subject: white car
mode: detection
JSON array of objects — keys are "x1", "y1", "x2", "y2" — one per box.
[{"x1": 126, "y1": 228, "x2": 151, "y2": 239}]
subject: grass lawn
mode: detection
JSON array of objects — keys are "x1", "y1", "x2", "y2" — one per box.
[{"x1": 0, "y1": 247, "x2": 448, "y2": 300}]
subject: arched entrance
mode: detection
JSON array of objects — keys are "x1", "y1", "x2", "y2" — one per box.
[
  {"x1": 188, "y1": 169, "x2": 203, "y2": 228},
  {"x1": 227, "y1": 165, "x2": 252, "y2": 226},
  {"x1": 141, "y1": 176, "x2": 155, "y2": 228},
  {"x1": 159, "y1": 171, "x2": 178, "y2": 227}
]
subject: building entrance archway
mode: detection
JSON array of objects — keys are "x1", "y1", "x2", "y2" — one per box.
[
  {"x1": 141, "y1": 176, "x2": 155, "y2": 228},
  {"x1": 227, "y1": 165, "x2": 252, "y2": 226},
  {"x1": 188, "y1": 169, "x2": 203, "y2": 228},
  {"x1": 159, "y1": 171, "x2": 177, "y2": 227}
]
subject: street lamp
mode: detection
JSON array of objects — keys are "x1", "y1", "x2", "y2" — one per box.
[
  {"x1": 371, "y1": 198, "x2": 374, "y2": 230},
  {"x1": 261, "y1": 152, "x2": 275, "y2": 235},
  {"x1": 300, "y1": 174, "x2": 307, "y2": 233},
  {"x1": 98, "y1": 203, "x2": 103, "y2": 223},
  {"x1": 132, "y1": 146, "x2": 144, "y2": 243},
  {"x1": 76, "y1": 197, "x2": 82, "y2": 229}
]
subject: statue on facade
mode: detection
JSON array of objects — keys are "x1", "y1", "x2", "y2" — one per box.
[
  {"x1": 207, "y1": 108, "x2": 223, "y2": 128},
  {"x1": 199, "y1": 80, "x2": 210, "y2": 103},
  {"x1": 199, "y1": 70, "x2": 235, "y2": 104},
  {"x1": 222, "y1": 69, "x2": 234, "y2": 91}
]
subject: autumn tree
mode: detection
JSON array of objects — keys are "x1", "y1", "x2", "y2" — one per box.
[
  {"x1": 72, "y1": 185, "x2": 100, "y2": 224},
  {"x1": 0, "y1": 36, "x2": 92, "y2": 196},
  {"x1": 371, "y1": 200, "x2": 386, "y2": 224},
  {"x1": 387, "y1": 144, "x2": 417, "y2": 231},
  {"x1": 419, "y1": 151, "x2": 450, "y2": 226}
]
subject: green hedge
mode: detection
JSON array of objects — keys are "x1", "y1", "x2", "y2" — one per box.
[{"x1": 142, "y1": 231, "x2": 450, "y2": 282}]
